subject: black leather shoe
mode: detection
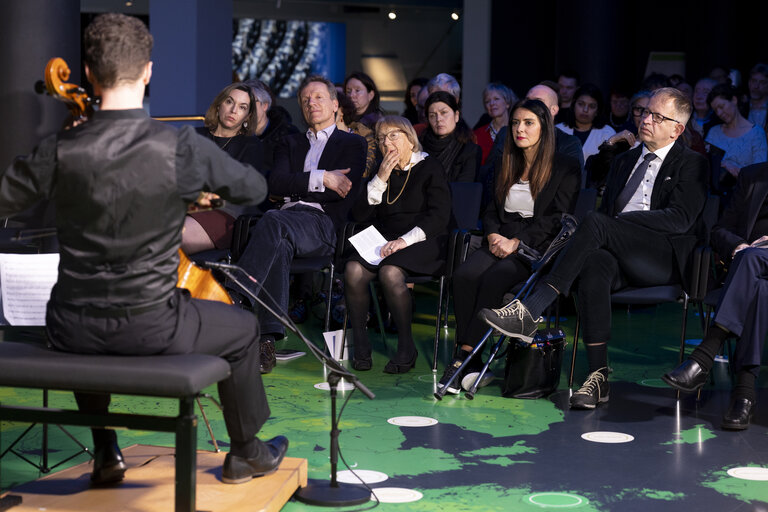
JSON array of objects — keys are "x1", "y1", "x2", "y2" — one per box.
[
  {"x1": 352, "y1": 358, "x2": 372, "y2": 371},
  {"x1": 662, "y1": 359, "x2": 709, "y2": 393},
  {"x1": 383, "y1": 351, "x2": 417, "y2": 374},
  {"x1": 91, "y1": 441, "x2": 127, "y2": 485},
  {"x1": 222, "y1": 436, "x2": 289, "y2": 484},
  {"x1": 721, "y1": 397, "x2": 755, "y2": 431}
]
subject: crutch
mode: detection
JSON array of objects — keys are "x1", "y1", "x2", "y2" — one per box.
[{"x1": 435, "y1": 213, "x2": 579, "y2": 400}]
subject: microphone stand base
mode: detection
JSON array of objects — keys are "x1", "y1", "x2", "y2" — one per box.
[{"x1": 294, "y1": 480, "x2": 371, "y2": 506}]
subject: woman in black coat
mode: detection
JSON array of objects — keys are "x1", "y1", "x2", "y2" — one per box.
[
  {"x1": 345, "y1": 116, "x2": 451, "y2": 373},
  {"x1": 438, "y1": 99, "x2": 581, "y2": 394},
  {"x1": 420, "y1": 91, "x2": 481, "y2": 183}
]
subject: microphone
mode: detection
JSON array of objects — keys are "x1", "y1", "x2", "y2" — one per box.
[{"x1": 199, "y1": 260, "x2": 240, "y2": 271}]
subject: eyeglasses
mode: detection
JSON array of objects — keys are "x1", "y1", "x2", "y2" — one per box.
[
  {"x1": 376, "y1": 130, "x2": 405, "y2": 144},
  {"x1": 631, "y1": 106, "x2": 646, "y2": 116},
  {"x1": 639, "y1": 108, "x2": 680, "y2": 124}
]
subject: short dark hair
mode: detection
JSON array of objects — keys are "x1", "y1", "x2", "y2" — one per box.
[
  {"x1": 83, "y1": 13, "x2": 153, "y2": 88},
  {"x1": 423, "y1": 91, "x2": 473, "y2": 144},
  {"x1": 204, "y1": 82, "x2": 257, "y2": 136},
  {"x1": 565, "y1": 83, "x2": 608, "y2": 129},
  {"x1": 336, "y1": 92, "x2": 357, "y2": 125}
]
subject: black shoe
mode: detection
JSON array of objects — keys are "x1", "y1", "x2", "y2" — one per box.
[
  {"x1": 352, "y1": 357, "x2": 372, "y2": 371},
  {"x1": 437, "y1": 358, "x2": 465, "y2": 394},
  {"x1": 222, "y1": 436, "x2": 289, "y2": 484},
  {"x1": 477, "y1": 300, "x2": 540, "y2": 343},
  {"x1": 288, "y1": 299, "x2": 308, "y2": 324},
  {"x1": 383, "y1": 350, "x2": 418, "y2": 374},
  {"x1": 721, "y1": 397, "x2": 754, "y2": 431},
  {"x1": 570, "y1": 368, "x2": 610, "y2": 409},
  {"x1": 662, "y1": 359, "x2": 709, "y2": 393},
  {"x1": 260, "y1": 338, "x2": 276, "y2": 374},
  {"x1": 91, "y1": 441, "x2": 127, "y2": 485}
]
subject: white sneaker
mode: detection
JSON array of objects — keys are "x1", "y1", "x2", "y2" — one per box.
[{"x1": 461, "y1": 370, "x2": 495, "y2": 391}]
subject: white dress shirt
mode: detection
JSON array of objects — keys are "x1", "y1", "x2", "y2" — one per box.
[{"x1": 621, "y1": 141, "x2": 675, "y2": 213}]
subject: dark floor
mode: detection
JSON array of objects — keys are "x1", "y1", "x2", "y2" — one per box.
[{"x1": 1, "y1": 290, "x2": 767, "y2": 511}]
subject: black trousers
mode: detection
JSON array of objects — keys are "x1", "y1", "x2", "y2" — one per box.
[
  {"x1": 453, "y1": 246, "x2": 532, "y2": 347},
  {"x1": 543, "y1": 211, "x2": 678, "y2": 343},
  {"x1": 713, "y1": 248, "x2": 768, "y2": 376},
  {"x1": 46, "y1": 289, "x2": 269, "y2": 449}
]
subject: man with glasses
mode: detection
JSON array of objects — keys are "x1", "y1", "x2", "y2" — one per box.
[
  {"x1": 478, "y1": 88, "x2": 708, "y2": 409},
  {"x1": 231, "y1": 75, "x2": 367, "y2": 373}
]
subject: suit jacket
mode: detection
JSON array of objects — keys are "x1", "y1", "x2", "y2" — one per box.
[
  {"x1": 483, "y1": 152, "x2": 581, "y2": 253},
  {"x1": 268, "y1": 127, "x2": 367, "y2": 228},
  {"x1": 600, "y1": 139, "x2": 708, "y2": 284},
  {"x1": 712, "y1": 162, "x2": 768, "y2": 259}
]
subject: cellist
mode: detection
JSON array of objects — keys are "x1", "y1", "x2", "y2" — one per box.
[{"x1": 0, "y1": 13, "x2": 288, "y2": 485}]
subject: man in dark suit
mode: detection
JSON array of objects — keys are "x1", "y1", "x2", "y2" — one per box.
[
  {"x1": 664, "y1": 162, "x2": 768, "y2": 430},
  {"x1": 479, "y1": 87, "x2": 708, "y2": 409},
  {"x1": 233, "y1": 75, "x2": 367, "y2": 373}
]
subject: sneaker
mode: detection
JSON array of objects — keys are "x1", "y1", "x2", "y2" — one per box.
[
  {"x1": 260, "y1": 338, "x2": 276, "y2": 374},
  {"x1": 288, "y1": 299, "x2": 308, "y2": 324},
  {"x1": 461, "y1": 370, "x2": 495, "y2": 392},
  {"x1": 570, "y1": 368, "x2": 610, "y2": 409},
  {"x1": 477, "y1": 300, "x2": 540, "y2": 342},
  {"x1": 437, "y1": 359, "x2": 465, "y2": 395}
]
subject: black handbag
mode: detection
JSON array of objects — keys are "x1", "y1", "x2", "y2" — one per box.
[{"x1": 502, "y1": 328, "x2": 566, "y2": 399}]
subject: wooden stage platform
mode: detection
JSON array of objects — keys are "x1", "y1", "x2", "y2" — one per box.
[{"x1": 6, "y1": 445, "x2": 307, "y2": 512}]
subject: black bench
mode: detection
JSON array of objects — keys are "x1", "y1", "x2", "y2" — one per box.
[{"x1": 0, "y1": 340, "x2": 230, "y2": 512}]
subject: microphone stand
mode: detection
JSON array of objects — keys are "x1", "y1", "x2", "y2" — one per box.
[{"x1": 207, "y1": 262, "x2": 373, "y2": 506}]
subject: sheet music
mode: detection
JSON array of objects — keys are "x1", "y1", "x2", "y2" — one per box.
[
  {"x1": 0, "y1": 253, "x2": 59, "y2": 326},
  {"x1": 348, "y1": 225, "x2": 388, "y2": 266}
]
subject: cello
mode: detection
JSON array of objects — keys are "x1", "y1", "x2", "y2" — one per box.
[{"x1": 41, "y1": 57, "x2": 233, "y2": 304}]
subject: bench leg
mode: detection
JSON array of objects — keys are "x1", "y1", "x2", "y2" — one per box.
[{"x1": 176, "y1": 396, "x2": 197, "y2": 512}]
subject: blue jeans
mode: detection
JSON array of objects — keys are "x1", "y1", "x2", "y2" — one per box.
[{"x1": 235, "y1": 205, "x2": 336, "y2": 337}]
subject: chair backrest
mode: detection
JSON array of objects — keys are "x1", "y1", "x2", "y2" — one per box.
[
  {"x1": 449, "y1": 182, "x2": 483, "y2": 231},
  {"x1": 573, "y1": 188, "x2": 598, "y2": 222}
]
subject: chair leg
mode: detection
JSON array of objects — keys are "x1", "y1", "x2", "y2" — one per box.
[
  {"x1": 678, "y1": 293, "x2": 690, "y2": 401},
  {"x1": 433, "y1": 276, "x2": 446, "y2": 372},
  {"x1": 323, "y1": 263, "x2": 334, "y2": 333},
  {"x1": 568, "y1": 298, "x2": 580, "y2": 388},
  {"x1": 176, "y1": 396, "x2": 197, "y2": 512},
  {"x1": 196, "y1": 397, "x2": 219, "y2": 452}
]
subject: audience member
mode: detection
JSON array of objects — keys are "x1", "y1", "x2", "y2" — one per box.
[
  {"x1": 438, "y1": 99, "x2": 580, "y2": 394},
  {"x1": 345, "y1": 116, "x2": 451, "y2": 373},
  {"x1": 244, "y1": 79, "x2": 300, "y2": 173},
  {"x1": 427, "y1": 72, "x2": 461, "y2": 101},
  {"x1": 555, "y1": 70, "x2": 579, "y2": 124},
  {"x1": 691, "y1": 78, "x2": 720, "y2": 137},
  {"x1": 556, "y1": 83, "x2": 616, "y2": 162},
  {"x1": 473, "y1": 82, "x2": 517, "y2": 164},
  {"x1": 403, "y1": 77, "x2": 429, "y2": 125},
  {"x1": 745, "y1": 63, "x2": 768, "y2": 132},
  {"x1": 344, "y1": 71, "x2": 384, "y2": 129},
  {"x1": 608, "y1": 89, "x2": 631, "y2": 131},
  {"x1": 420, "y1": 91, "x2": 481, "y2": 183}
]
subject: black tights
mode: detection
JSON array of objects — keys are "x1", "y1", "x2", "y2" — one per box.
[{"x1": 345, "y1": 261, "x2": 415, "y2": 363}]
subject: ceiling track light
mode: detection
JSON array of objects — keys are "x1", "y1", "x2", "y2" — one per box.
[
  {"x1": 388, "y1": 10, "x2": 397, "y2": 20},
  {"x1": 451, "y1": 10, "x2": 460, "y2": 21}
]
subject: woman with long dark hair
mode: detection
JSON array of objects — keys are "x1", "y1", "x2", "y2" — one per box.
[
  {"x1": 182, "y1": 82, "x2": 264, "y2": 254},
  {"x1": 403, "y1": 77, "x2": 428, "y2": 125},
  {"x1": 420, "y1": 91, "x2": 481, "y2": 183},
  {"x1": 344, "y1": 71, "x2": 384, "y2": 129},
  {"x1": 438, "y1": 99, "x2": 580, "y2": 393},
  {"x1": 556, "y1": 83, "x2": 616, "y2": 162}
]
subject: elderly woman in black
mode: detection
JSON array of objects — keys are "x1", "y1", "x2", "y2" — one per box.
[
  {"x1": 420, "y1": 91, "x2": 481, "y2": 183},
  {"x1": 438, "y1": 99, "x2": 580, "y2": 393},
  {"x1": 345, "y1": 116, "x2": 451, "y2": 373}
]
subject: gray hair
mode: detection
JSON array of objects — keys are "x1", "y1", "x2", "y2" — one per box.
[
  {"x1": 652, "y1": 87, "x2": 692, "y2": 125},
  {"x1": 483, "y1": 82, "x2": 517, "y2": 106},
  {"x1": 243, "y1": 79, "x2": 272, "y2": 109},
  {"x1": 427, "y1": 73, "x2": 461, "y2": 101}
]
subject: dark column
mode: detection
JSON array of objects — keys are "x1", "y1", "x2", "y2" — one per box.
[
  {"x1": 0, "y1": 0, "x2": 80, "y2": 166},
  {"x1": 150, "y1": 0, "x2": 233, "y2": 117}
]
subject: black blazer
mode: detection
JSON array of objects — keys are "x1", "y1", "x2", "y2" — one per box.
[
  {"x1": 712, "y1": 162, "x2": 768, "y2": 259},
  {"x1": 483, "y1": 153, "x2": 581, "y2": 253},
  {"x1": 601, "y1": 140, "x2": 709, "y2": 282},
  {"x1": 269, "y1": 127, "x2": 367, "y2": 228}
]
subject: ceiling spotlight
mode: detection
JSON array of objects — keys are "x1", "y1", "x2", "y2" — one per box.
[
  {"x1": 451, "y1": 11, "x2": 460, "y2": 21},
  {"x1": 125, "y1": 0, "x2": 133, "y2": 5},
  {"x1": 388, "y1": 10, "x2": 397, "y2": 20}
]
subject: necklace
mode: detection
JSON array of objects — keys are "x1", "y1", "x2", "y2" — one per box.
[
  {"x1": 386, "y1": 166, "x2": 412, "y2": 205},
  {"x1": 211, "y1": 130, "x2": 236, "y2": 150}
]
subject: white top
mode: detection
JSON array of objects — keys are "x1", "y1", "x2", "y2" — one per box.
[
  {"x1": 503, "y1": 181, "x2": 534, "y2": 218},
  {"x1": 366, "y1": 151, "x2": 429, "y2": 246},
  {"x1": 556, "y1": 123, "x2": 616, "y2": 161},
  {"x1": 621, "y1": 142, "x2": 675, "y2": 213},
  {"x1": 282, "y1": 124, "x2": 337, "y2": 212}
]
